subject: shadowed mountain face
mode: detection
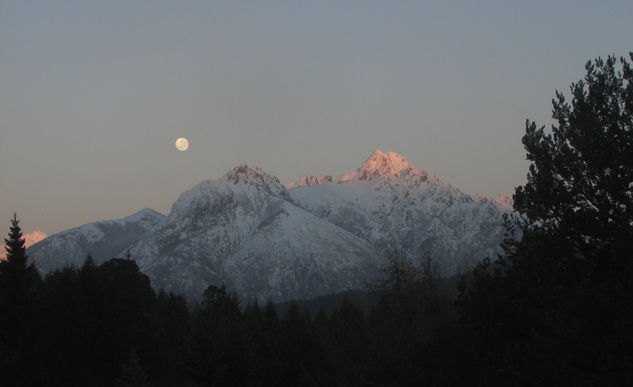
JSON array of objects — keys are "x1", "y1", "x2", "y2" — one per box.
[{"x1": 27, "y1": 151, "x2": 511, "y2": 302}]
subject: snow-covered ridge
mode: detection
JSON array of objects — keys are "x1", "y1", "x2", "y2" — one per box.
[
  {"x1": 285, "y1": 175, "x2": 333, "y2": 190},
  {"x1": 27, "y1": 208, "x2": 166, "y2": 272},
  {"x1": 224, "y1": 165, "x2": 288, "y2": 198},
  {"x1": 27, "y1": 150, "x2": 513, "y2": 302},
  {"x1": 287, "y1": 150, "x2": 447, "y2": 190},
  {"x1": 286, "y1": 150, "x2": 513, "y2": 276},
  {"x1": 338, "y1": 150, "x2": 417, "y2": 182},
  {"x1": 474, "y1": 194, "x2": 514, "y2": 212},
  {"x1": 169, "y1": 165, "x2": 290, "y2": 222},
  {"x1": 129, "y1": 164, "x2": 379, "y2": 301}
]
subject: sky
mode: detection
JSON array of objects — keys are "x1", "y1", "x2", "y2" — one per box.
[{"x1": 1, "y1": 1, "x2": 632, "y2": 235}]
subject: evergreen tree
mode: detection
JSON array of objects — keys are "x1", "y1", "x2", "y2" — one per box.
[
  {"x1": 187, "y1": 285, "x2": 245, "y2": 385},
  {"x1": 514, "y1": 53, "x2": 633, "y2": 260},
  {"x1": 0, "y1": 214, "x2": 41, "y2": 297},
  {"x1": 2, "y1": 213, "x2": 27, "y2": 272},
  {"x1": 460, "y1": 53, "x2": 633, "y2": 385},
  {"x1": 0, "y1": 214, "x2": 42, "y2": 385}
]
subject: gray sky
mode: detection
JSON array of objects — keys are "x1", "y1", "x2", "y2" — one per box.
[{"x1": 1, "y1": 1, "x2": 632, "y2": 235}]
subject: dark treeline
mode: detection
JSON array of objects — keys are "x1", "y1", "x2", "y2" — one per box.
[
  {"x1": 2, "y1": 54, "x2": 632, "y2": 386},
  {"x1": 0, "y1": 227, "x2": 462, "y2": 386}
]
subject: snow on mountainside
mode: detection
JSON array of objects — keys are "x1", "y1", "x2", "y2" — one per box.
[
  {"x1": 287, "y1": 150, "x2": 511, "y2": 275},
  {"x1": 285, "y1": 175, "x2": 333, "y2": 189},
  {"x1": 27, "y1": 208, "x2": 166, "y2": 273},
  {"x1": 128, "y1": 165, "x2": 380, "y2": 302},
  {"x1": 0, "y1": 231, "x2": 47, "y2": 260},
  {"x1": 474, "y1": 193, "x2": 514, "y2": 212},
  {"x1": 25, "y1": 150, "x2": 512, "y2": 303}
]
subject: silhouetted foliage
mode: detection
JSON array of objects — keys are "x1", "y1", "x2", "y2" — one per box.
[
  {"x1": 460, "y1": 53, "x2": 633, "y2": 385},
  {"x1": 187, "y1": 285, "x2": 246, "y2": 385},
  {"x1": 116, "y1": 349, "x2": 151, "y2": 387},
  {"x1": 0, "y1": 214, "x2": 42, "y2": 386}
]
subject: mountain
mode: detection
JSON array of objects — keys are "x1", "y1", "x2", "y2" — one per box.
[
  {"x1": 26, "y1": 150, "x2": 511, "y2": 302},
  {"x1": 287, "y1": 150, "x2": 510, "y2": 275},
  {"x1": 127, "y1": 165, "x2": 380, "y2": 302},
  {"x1": 0, "y1": 230, "x2": 47, "y2": 260},
  {"x1": 473, "y1": 193, "x2": 514, "y2": 212},
  {"x1": 27, "y1": 208, "x2": 166, "y2": 273},
  {"x1": 285, "y1": 175, "x2": 333, "y2": 189}
]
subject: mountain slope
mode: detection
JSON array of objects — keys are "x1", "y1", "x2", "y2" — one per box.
[
  {"x1": 27, "y1": 208, "x2": 166, "y2": 272},
  {"x1": 128, "y1": 166, "x2": 380, "y2": 302},
  {"x1": 25, "y1": 150, "x2": 511, "y2": 302},
  {"x1": 287, "y1": 150, "x2": 510, "y2": 275}
]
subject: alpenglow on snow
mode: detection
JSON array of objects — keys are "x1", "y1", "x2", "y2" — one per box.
[{"x1": 27, "y1": 150, "x2": 511, "y2": 302}]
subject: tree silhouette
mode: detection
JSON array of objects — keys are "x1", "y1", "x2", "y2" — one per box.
[
  {"x1": 460, "y1": 53, "x2": 633, "y2": 385},
  {"x1": 0, "y1": 214, "x2": 42, "y2": 385}
]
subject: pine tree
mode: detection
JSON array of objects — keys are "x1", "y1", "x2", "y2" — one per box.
[
  {"x1": 2, "y1": 213, "x2": 27, "y2": 270},
  {"x1": 514, "y1": 54, "x2": 633, "y2": 259},
  {"x1": 0, "y1": 213, "x2": 42, "y2": 385},
  {"x1": 460, "y1": 53, "x2": 633, "y2": 385},
  {"x1": 0, "y1": 213, "x2": 37, "y2": 317}
]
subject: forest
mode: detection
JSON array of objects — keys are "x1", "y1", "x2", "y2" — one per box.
[{"x1": 1, "y1": 54, "x2": 631, "y2": 386}]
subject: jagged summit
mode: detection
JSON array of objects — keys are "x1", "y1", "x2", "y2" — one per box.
[
  {"x1": 284, "y1": 150, "x2": 443, "y2": 188},
  {"x1": 223, "y1": 165, "x2": 288, "y2": 199},
  {"x1": 336, "y1": 150, "x2": 443, "y2": 187},
  {"x1": 224, "y1": 164, "x2": 279, "y2": 186},
  {"x1": 284, "y1": 175, "x2": 332, "y2": 190},
  {"x1": 337, "y1": 150, "x2": 414, "y2": 182}
]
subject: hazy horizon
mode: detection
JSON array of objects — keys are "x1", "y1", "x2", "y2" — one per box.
[{"x1": 2, "y1": 1, "x2": 632, "y2": 235}]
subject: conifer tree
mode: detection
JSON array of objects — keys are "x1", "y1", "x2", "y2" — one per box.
[
  {"x1": 460, "y1": 53, "x2": 633, "y2": 385},
  {"x1": 2, "y1": 213, "x2": 27, "y2": 272},
  {"x1": 0, "y1": 214, "x2": 42, "y2": 385}
]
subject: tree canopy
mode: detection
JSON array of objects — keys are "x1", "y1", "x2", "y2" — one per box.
[{"x1": 460, "y1": 53, "x2": 633, "y2": 385}]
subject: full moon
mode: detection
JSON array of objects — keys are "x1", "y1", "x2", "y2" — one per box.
[{"x1": 175, "y1": 137, "x2": 189, "y2": 151}]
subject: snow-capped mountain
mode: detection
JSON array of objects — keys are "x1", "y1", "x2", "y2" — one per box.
[
  {"x1": 26, "y1": 150, "x2": 512, "y2": 302},
  {"x1": 27, "y1": 208, "x2": 166, "y2": 273},
  {"x1": 128, "y1": 165, "x2": 380, "y2": 302},
  {"x1": 1, "y1": 230, "x2": 47, "y2": 261},
  {"x1": 285, "y1": 175, "x2": 333, "y2": 189},
  {"x1": 287, "y1": 150, "x2": 510, "y2": 275}
]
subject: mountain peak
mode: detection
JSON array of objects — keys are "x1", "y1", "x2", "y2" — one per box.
[
  {"x1": 225, "y1": 165, "x2": 279, "y2": 185},
  {"x1": 224, "y1": 165, "x2": 288, "y2": 198},
  {"x1": 338, "y1": 150, "x2": 417, "y2": 182}
]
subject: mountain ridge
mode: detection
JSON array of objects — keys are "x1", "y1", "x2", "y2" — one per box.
[{"x1": 27, "y1": 150, "x2": 512, "y2": 302}]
